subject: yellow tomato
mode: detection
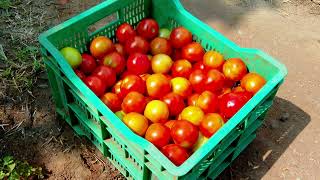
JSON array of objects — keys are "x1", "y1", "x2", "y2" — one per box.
[
  {"x1": 123, "y1": 112, "x2": 149, "y2": 136},
  {"x1": 170, "y1": 77, "x2": 192, "y2": 98},
  {"x1": 151, "y1": 54, "x2": 173, "y2": 74},
  {"x1": 240, "y1": 72, "x2": 266, "y2": 94},
  {"x1": 203, "y1": 50, "x2": 225, "y2": 69},
  {"x1": 180, "y1": 106, "x2": 204, "y2": 126},
  {"x1": 192, "y1": 132, "x2": 209, "y2": 152},
  {"x1": 144, "y1": 100, "x2": 169, "y2": 123}
]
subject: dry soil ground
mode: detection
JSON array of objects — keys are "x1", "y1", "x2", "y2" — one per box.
[{"x1": 0, "y1": 0, "x2": 320, "y2": 179}]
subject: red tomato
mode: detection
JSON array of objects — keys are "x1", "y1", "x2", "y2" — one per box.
[
  {"x1": 92, "y1": 65, "x2": 116, "y2": 88},
  {"x1": 171, "y1": 120, "x2": 199, "y2": 149},
  {"x1": 170, "y1": 27, "x2": 192, "y2": 48},
  {"x1": 240, "y1": 73, "x2": 266, "y2": 94},
  {"x1": 181, "y1": 42, "x2": 205, "y2": 63},
  {"x1": 172, "y1": 49, "x2": 182, "y2": 61},
  {"x1": 145, "y1": 123, "x2": 171, "y2": 148},
  {"x1": 146, "y1": 74, "x2": 171, "y2": 98},
  {"x1": 114, "y1": 43, "x2": 126, "y2": 57},
  {"x1": 204, "y1": 69, "x2": 225, "y2": 92},
  {"x1": 79, "y1": 53, "x2": 96, "y2": 74},
  {"x1": 74, "y1": 69, "x2": 86, "y2": 81},
  {"x1": 189, "y1": 69, "x2": 206, "y2": 93},
  {"x1": 162, "y1": 93, "x2": 185, "y2": 117},
  {"x1": 171, "y1": 60, "x2": 192, "y2": 78},
  {"x1": 188, "y1": 93, "x2": 200, "y2": 106},
  {"x1": 125, "y1": 36, "x2": 150, "y2": 55},
  {"x1": 165, "y1": 120, "x2": 177, "y2": 130},
  {"x1": 139, "y1": 73, "x2": 150, "y2": 82},
  {"x1": 84, "y1": 75, "x2": 106, "y2": 96},
  {"x1": 112, "y1": 80, "x2": 124, "y2": 99},
  {"x1": 90, "y1": 36, "x2": 114, "y2": 59},
  {"x1": 232, "y1": 86, "x2": 246, "y2": 93},
  {"x1": 136, "y1": 18, "x2": 159, "y2": 40},
  {"x1": 193, "y1": 61, "x2": 210, "y2": 73},
  {"x1": 219, "y1": 87, "x2": 232, "y2": 98},
  {"x1": 120, "y1": 71, "x2": 133, "y2": 80},
  {"x1": 103, "y1": 52, "x2": 126, "y2": 75},
  {"x1": 127, "y1": 53, "x2": 151, "y2": 75},
  {"x1": 101, "y1": 92, "x2": 121, "y2": 112},
  {"x1": 161, "y1": 144, "x2": 189, "y2": 166},
  {"x1": 116, "y1": 23, "x2": 136, "y2": 44},
  {"x1": 223, "y1": 58, "x2": 248, "y2": 81},
  {"x1": 199, "y1": 113, "x2": 224, "y2": 138},
  {"x1": 219, "y1": 92, "x2": 252, "y2": 119},
  {"x1": 150, "y1": 37, "x2": 172, "y2": 55},
  {"x1": 121, "y1": 91, "x2": 147, "y2": 114},
  {"x1": 197, "y1": 91, "x2": 219, "y2": 113},
  {"x1": 120, "y1": 75, "x2": 146, "y2": 97}
]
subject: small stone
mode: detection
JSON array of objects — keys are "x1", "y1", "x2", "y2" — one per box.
[{"x1": 280, "y1": 112, "x2": 290, "y2": 122}]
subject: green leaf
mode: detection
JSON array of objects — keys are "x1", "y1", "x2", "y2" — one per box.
[
  {"x1": 8, "y1": 171, "x2": 19, "y2": 180},
  {"x1": 3, "y1": 156, "x2": 14, "y2": 166},
  {"x1": 0, "y1": 171, "x2": 6, "y2": 179},
  {"x1": 7, "y1": 163, "x2": 15, "y2": 172}
]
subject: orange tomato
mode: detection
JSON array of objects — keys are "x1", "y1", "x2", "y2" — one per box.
[
  {"x1": 240, "y1": 73, "x2": 266, "y2": 94},
  {"x1": 144, "y1": 100, "x2": 169, "y2": 123},
  {"x1": 199, "y1": 113, "x2": 224, "y2": 138},
  {"x1": 123, "y1": 112, "x2": 149, "y2": 136},
  {"x1": 145, "y1": 123, "x2": 171, "y2": 148},
  {"x1": 232, "y1": 86, "x2": 246, "y2": 93},
  {"x1": 90, "y1": 36, "x2": 114, "y2": 59},
  {"x1": 203, "y1": 51, "x2": 225, "y2": 69},
  {"x1": 180, "y1": 106, "x2": 204, "y2": 126},
  {"x1": 164, "y1": 120, "x2": 177, "y2": 130},
  {"x1": 223, "y1": 58, "x2": 247, "y2": 81},
  {"x1": 146, "y1": 74, "x2": 171, "y2": 98},
  {"x1": 170, "y1": 77, "x2": 192, "y2": 98},
  {"x1": 196, "y1": 91, "x2": 219, "y2": 113}
]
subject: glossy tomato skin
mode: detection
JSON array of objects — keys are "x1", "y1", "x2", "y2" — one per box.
[
  {"x1": 74, "y1": 69, "x2": 86, "y2": 81},
  {"x1": 121, "y1": 91, "x2": 147, "y2": 114},
  {"x1": 146, "y1": 74, "x2": 171, "y2": 98},
  {"x1": 125, "y1": 36, "x2": 150, "y2": 55},
  {"x1": 170, "y1": 27, "x2": 192, "y2": 48},
  {"x1": 192, "y1": 61, "x2": 210, "y2": 73},
  {"x1": 180, "y1": 106, "x2": 204, "y2": 126},
  {"x1": 127, "y1": 53, "x2": 151, "y2": 75},
  {"x1": 114, "y1": 43, "x2": 126, "y2": 57},
  {"x1": 120, "y1": 75, "x2": 146, "y2": 97},
  {"x1": 199, "y1": 113, "x2": 224, "y2": 138},
  {"x1": 144, "y1": 100, "x2": 169, "y2": 123},
  {"x1": 171, "y1": 60, "x2": 192, "y2": 78},
  {"x1": 136, "y1": 18, "x2": 159, "y2": 40},
  {"x1": 189, "y1": 69, "x2": 206, "y2": 93},
  {"x1": 60, "y1": 47, "x2": 82, "y2": 68},
  {"x1": 223, "y1": 58, "x2": 248, "y2": 81},
  {"x1": 161, "y1": 144, "x2": 189, "y2": 166},
  {"x1": 139, "y1": 73, "x2": 150, "y2": 82},
  {"x1": 164, "y1": 120, "x2": 177, "y2": 130},
  {"x1": 150, "y1": 37, "x2": 172, "y2": 55},
  {"x1": 181, "y1": 42, "x2": 205, "y2": 63},
  {"x1": 84, "y1": 75, "x2": 106, "y2": 97},
  {"x1": 170, "y1": 77, "x2": 192, "y2": 98},
  {"x1": 123, "y1": 112, "x2": 148, "y2": 136},
  {"x1": 101, "y1": 92, "x2": 122, "y2": 112},
  {"x1": 240, "y1": 73, "x2": 266, "y2": 94},
  {"x1": 219, "y1": 92, "x2": 252, "y2": 119},
  {"x1": 90, "y1": 36, "x2": 115, "y2": 59},
  {"x1": 197, "y1": 91, "x2": 219, "y2": 113},
  {"x1": 188, "y1": 93, "x2": 200, "y2": 106},
  {"x1": 162, "y1": 93, "x2": 185, "y2": 117},
  {"x1": 203, "y1": 51, "x2": 225, "y2": 70},
  {"x1": 112, "y1": 80, "x2": 125, "y2": 99},
  {"x1": 116, "y1": 23, "x2": 136, "y2": 44},
  {"x1": 80, "y1": 53, "x2": 96, "y2": 74},
  {"x1": 204, "y1": 69, "x2": 226, "y2": 93},
  {"x1": 145, "y1": 123, "x2": 171, "y2": 148},
  {"x1": 151, "y1": 54, "x2": 173, "y2": 74},
  {"x1": 92, "y1": 65, "x2": 116, "y2": 88},
  {"x1": 171, "y1": 120, "x2": 199, "y2": 148},
  {"x1": 103, "y1": 52, "x2": 126, "y2": 75}
]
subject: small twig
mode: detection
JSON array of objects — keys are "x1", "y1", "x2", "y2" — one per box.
[
  {"x1": 92, "y1": 153, "x2": 107, "y2": 168},
  {"x1": 41, "y1": 136, "x2": 54, "y2": 147},
  {"x1": 0, "y1": 124, "x2": 10, "y2": 131}
]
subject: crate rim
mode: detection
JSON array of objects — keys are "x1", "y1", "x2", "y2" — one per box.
[{"x1": 39, "y1": 0, "x2": 287, "y2": 176}]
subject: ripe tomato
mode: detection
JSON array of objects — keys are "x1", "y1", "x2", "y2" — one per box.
[
  {"x1": 84, "y1": 75, "x2": 106, "y2": 96},
  {"x1": 74, "y1": 69, "x2": 86, "y2": 81},
  {"x1": 159, "y1": 28, "x2": 171, "y2": 39},
  {"x1": 223, "y1": 58, "x2": 248, "y2": 81},
  {"x1": 232, "y1": 86, "x2": 245, "y2": 93},
  {"x1": 193, "y1": 61, "x2": 210, "y2": 72},
  {"x1": 192, "y1": 133, "x2": 208, "y2": 152},
  {"x1": 116, "y1": 23, "x2": 136, "y2": 44},
  {"x1": 126, "y1": 53, "x2": 151, "y2": 75},
  {"x1": 145, "y1": 123, "x2": 171, "y2": 148},
  {"x1": 162, "y1": 93, "x2": 185, "y2": 117},
  {"x1": 103, "y1": 52, "x2": 125, "y2": 75},
  {"x1": 125, "y1": 36, "x2": 150, "y2": 54},
  {"x1": 164, "y1": 120, "x2": 177, "y2": 130},
  {"x1": 171, "y1": 59, "x2": 192, "y2": 78},
  {"x1": 197, "y1": 91, "x2": 219, "y2": 113},
  {"x1": 219, "y1": 92, "x2": 252, "y2": 119},
  {"x1": 121, "y1": 91, "x2": 147, "y2": 114},
  {"x1": 92, "y1": 65, "x2": 116, "y2": 88},
  {"x1": 240, "y1": 72, "x2": 266, "y2": 94},
  {"x1": 204, "y1": 69, "x2": 225, "y2": 92},
  {"x1": 150, "y1": 37, "x2": 172, "y2": 55},
  {"x1": 146, "y1": 74, "x2": 171, "y2": 98},
  {"x1": 189, "y1": 69, "x2": 206, "y2": 93},
  {"x1": 151, "y1": 54, "x2": 173, "y2": 74},
  {"x1": 161, "y1": 144, "x2": 189, "y2": 166},
  {"x1": 123, "y1": 112, "x2": 149, "y2": 136},
  {"x1": 101, "y1": 92, "x2": 121, "y2": 112},
  {"x1": 171, "y1": 120, "x2": 199, "y2": 148},
  {"x1": 60, "y1": 47, "x2": 82, "y2": 68},
  {"x1": 90, "y1": 36, "x2": 114, "y2": 59},
  {"x1": 203, "y1": 51, "x2": 225, "y2": 70},
  {"x1": 181, "y1": 42, "x2": 205, "y2": 63},
  {"x1": 170, "y1": 27, "x2": 192, "y2": 48},
  {"x1": 199, "y1": 113, "x2": 224, "y2": 138},
  {"x1": 172, "y1": 49, "x2": 182, "y2": 61},
  {"x1": 79, "y1": 53, "x2": 96, "y2": 74},
  {"x1": 112, "y1": 80, "x2": 123, "y2": 98},
  {"x1": 144, "y1": 100, "x2": 169, "y2": 123},
  {"x1": 136, "y1": 18, "x2": 159, "y2": 40},
  {"x1": 114, "y1": 43, "x2": 126, "y2": 57},
  {"x1": 188, "y1": 93, "x2": 200, "y2": 106},
  {"x1": 139, "y1": 73, "x2": 150, "y2": 82},
  {"x1": 170, "y1": 77, "x2": 192, "y2": 98},
  {"x1": 180, "y1": 106, "x2": 204, "y2": 126},
  {"x1": 219, "y1": 87, "x2": 232, "y2": 98},
  {"x1": 120, "y1": 75, "x2": 146, "y2": 97}
]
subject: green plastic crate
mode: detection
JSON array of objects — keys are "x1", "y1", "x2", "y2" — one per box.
[{"x1": 38, "y1": 0, "x2": 287, "y2": 179}]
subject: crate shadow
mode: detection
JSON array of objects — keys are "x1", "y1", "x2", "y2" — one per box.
[{"x1": 219, "y1": 97, "x2": 311, "y2": 179}]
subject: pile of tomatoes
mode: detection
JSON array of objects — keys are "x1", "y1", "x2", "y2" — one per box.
[{"x1": 60, "y1": 18, "x2": 266, "y2": 166}]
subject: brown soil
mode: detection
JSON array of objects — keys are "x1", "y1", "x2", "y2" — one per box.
[{"x1": 1, "y1": 0, "x2": 319, "y2": 179}]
